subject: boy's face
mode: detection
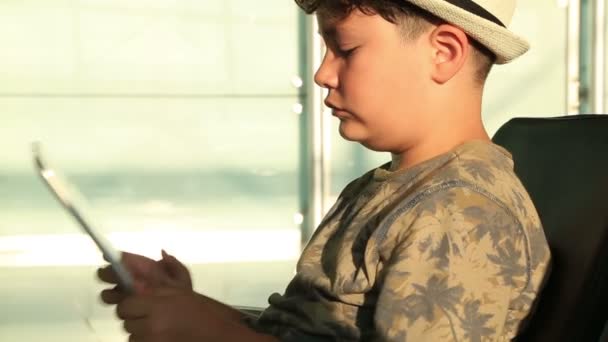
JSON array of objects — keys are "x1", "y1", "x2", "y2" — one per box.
[{"x1": 315, "y1": 9, "x2": 435, "y2": 152}]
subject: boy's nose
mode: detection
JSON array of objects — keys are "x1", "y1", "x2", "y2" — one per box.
[{"x1": 314, "y1": 55, "x2": 339, "y2": 89}]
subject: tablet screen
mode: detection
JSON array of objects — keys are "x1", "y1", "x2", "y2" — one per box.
[{"x1": 32, "y1": 143, "x2": 134, "y2": 293}]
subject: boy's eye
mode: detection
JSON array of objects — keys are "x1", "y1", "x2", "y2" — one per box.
[{"x1": 337, "y1": 46, "x2": 357, "y2": 57}]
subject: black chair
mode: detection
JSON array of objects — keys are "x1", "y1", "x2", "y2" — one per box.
[{"x1": 492, "y1": 115, "x2": 608, "y2": 342}]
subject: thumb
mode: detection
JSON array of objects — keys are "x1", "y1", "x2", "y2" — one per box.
[{"x1": 160, "y1": 250, "x2": 192, "y2": 288}]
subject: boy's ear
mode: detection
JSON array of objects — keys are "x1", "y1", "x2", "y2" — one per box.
[{"x1": 428, "y1": 24, "x2": 470, "y2": 84}]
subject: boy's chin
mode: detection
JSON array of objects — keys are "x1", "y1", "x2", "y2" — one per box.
[
  {"x1": 338, "y1": 122, "x2": 373, "y2": 146},
  {"x1": 338, "y1": 122, "x2": 364, "y2": 142},
  {"x1": 338, "y1": 123, "x2": 390, "y2": 152}
]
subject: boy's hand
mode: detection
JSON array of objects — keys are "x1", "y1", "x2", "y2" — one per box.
[
  {"x1": 117, "y1": 288, "x2": 265, "y2": 342},
  {"x1": 98, "y1": 250, "x2": 192, "y2": 304}
]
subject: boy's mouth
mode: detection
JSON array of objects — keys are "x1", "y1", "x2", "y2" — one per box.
[
  {"x1": 324, "y1": 99, "x2": 340, "y2": 110},
  {"x1": 332, "y1": 109, "x2": 351, "y2": 119},
  {"x1": 325, "y1": 100, "x2": 350, "y2": 119}
]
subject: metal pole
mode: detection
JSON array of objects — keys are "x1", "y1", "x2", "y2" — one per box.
[
  {"x1": 298, "y1": 13, "x2": 330, "y2": 249},
  {"x1": 567, "y1": 0, "x2": 582, "y2": 114},
  {"x1": 592, "y1": 0, "x2": 606, "y2": 113}
]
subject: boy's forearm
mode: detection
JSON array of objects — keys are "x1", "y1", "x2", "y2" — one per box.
[
  {"x1": 195, "y1": 293, "x2": 279, "y2": 342},
  {"x1": 196, "y1": 292, "x2": 248, "y2": 322},
  {"x1": 224, "y1": 322, "x2": 280, "y2": 342}
]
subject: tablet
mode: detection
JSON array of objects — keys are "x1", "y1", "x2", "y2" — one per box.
[{"x1": 32, "y1": 143, "x2": 135, "y2": 294}]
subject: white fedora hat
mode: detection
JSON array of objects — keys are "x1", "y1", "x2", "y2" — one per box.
[{"x1": 405, "y1": 0, "x2": 529, "y2": 64}]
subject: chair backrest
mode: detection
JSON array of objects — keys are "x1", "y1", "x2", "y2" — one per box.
[{"x1": 492, "y1": 115, "x2": 608, "y2": 342}]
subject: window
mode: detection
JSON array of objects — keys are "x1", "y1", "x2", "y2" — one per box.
[{"x1": 0, "y1": 1, "x2": 302, "y2": 341}]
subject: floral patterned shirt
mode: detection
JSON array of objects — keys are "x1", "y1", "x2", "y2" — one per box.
[{"x1": 252, "y1": 140, "x2": 551, "y2": 341}]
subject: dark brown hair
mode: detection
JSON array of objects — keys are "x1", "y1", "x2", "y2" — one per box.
[{"x1": 295, "y1": 0, "x2": 496, "y2": 84}]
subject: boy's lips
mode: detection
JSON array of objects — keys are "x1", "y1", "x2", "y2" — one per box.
[
  {"x1": 324, "y1": 100, "x2": 350, "y2": 118},
  {"x1": 324, "y1": 99, "x2": 340, "y2": 110},
  {"x1": 331, "y1": 109, "x2": 351, "y2": 119}
]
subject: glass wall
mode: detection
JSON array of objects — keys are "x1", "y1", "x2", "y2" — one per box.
[{"x1": 0, "y1": 1, "x2": 301, "y2": 341}]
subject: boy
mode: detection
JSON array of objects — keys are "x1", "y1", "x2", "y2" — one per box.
[{"x1": 98, "y1": 0, "x2": 551, "y2": 340}]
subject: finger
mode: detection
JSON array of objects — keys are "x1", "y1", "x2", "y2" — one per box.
[
  {"x1": 121, "y1": 251, "x2": 157, "y2": 276},
  {"x1": 123, "y1": 318, "x2": 150, "y2": 335},
  {"x1": 161, "y1": 250, "x2": 190, "y2": 275},
  {"x1": 116, "y1": 296, "x2": 151, "y2": 320},
  {"x1": 100, "y1": 252, "x2": 157, "y2": 281},
  {"x1": 134, "y1": 281, "x2": 153, "y2": 296},
  {"x1": 128, "y1": 335, "x2": 144, "y2": 342},
  {"x1": 159, "y1": 250, "x2": 192, "y2": 288},
  {"x1": 97, "y1": 266, "x2": 119, "y2": 284},
  {"x1": 99, "y1": 266, "x2": 148, "y2": 296},
  {"x1": 100, "y1": 287, "x2": 126, "y2": 305}
]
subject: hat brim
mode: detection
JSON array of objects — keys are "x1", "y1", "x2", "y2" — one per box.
[{"x1": 405, "y1": 0, "x2": 530, "y2": 64}]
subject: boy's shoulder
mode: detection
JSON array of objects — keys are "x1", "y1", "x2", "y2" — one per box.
[
  {"x1": 430, "y1": 140, "x2": 537, "y2": 227},
  {"x1": 347, "y1": 140, "x2": 542, "y2": 237},
  {"x1": 347, "y1": 141, "x2": 519, "y2": 192},
  {"x1": 370, "y1": 141, "x2": 548, "y2": 263},
  {"x1": 333, "y1": 140, "x2": 542, "y2": 242},
  {"x1": 387, "y1": 140, "x2": 531, "y2": 215}
]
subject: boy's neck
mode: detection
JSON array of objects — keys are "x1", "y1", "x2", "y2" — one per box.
[
  {"x1": 389, "y1": 122, "x2": 490, "y2": 172},
  {"x1": 389, "y1": 78, "x2": 488, "y2": 172}
]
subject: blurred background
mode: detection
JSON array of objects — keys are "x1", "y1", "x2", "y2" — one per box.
[{"x1": 0, "y1": 0, "x2": 604, "y2": 341}]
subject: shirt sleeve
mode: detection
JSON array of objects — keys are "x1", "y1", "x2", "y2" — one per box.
[{"x1": 373, "y1": 188, "x2": 531, "y2": 342}]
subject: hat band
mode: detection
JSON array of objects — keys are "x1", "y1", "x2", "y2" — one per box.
[{"x1": 445, "y1": 0, "x2": 506, "y2": 27}]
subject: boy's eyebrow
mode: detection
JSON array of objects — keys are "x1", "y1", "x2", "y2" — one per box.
[{"x1": 318, "y1": 27, "x2": 337, "y2": 38}]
